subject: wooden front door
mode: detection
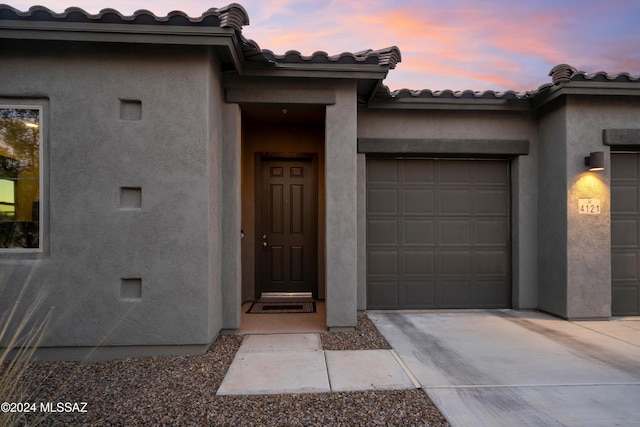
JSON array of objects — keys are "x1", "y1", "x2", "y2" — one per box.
[{"x1": 256, "y1": 155, "x2": 317, "y2": 298}]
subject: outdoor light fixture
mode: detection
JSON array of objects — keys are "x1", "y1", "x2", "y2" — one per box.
[{"x1": 585, "y1": 151, "x2": 604, "y2": 171}]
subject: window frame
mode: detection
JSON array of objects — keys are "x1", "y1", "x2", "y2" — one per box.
[{"x1": 0, "y1": 103, "x2": 44, "y2": 253}]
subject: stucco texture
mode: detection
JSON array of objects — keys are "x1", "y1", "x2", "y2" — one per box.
[{"x1": 0, "y1": 42, "x2": 224, "y2": 352}]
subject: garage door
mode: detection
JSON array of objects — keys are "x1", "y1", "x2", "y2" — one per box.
[
  {"x1": 611, "y1": 152, "x2": 640, "y2": 315},
  {"x1": 366, "y1": 158, "x2": 510, "y2": 309}
]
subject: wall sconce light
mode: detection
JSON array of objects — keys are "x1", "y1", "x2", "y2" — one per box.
[{"x1": 585, "y1": 151, "x2": 604, "y2": 171}]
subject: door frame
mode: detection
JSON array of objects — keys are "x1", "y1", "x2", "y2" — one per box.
[{"x1": 254, "y1": 152, "x2": 319, "y2": 299}]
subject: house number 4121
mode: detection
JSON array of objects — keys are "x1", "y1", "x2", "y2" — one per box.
[{"x1": 579, "y1": 199, "x2": 601, "y2": 215}]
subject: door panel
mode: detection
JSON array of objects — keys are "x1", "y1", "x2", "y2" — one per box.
[{"x1": 257, "y1": 157, "x2": 317, "y2": 297}]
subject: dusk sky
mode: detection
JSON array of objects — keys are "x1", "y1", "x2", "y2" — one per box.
[{"x1": 6, "y1": 0, "x2": 640, "y2": 92}]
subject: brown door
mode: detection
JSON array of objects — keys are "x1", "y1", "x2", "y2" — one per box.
[{"x1": 256, "y1": 156, "x2": 317, "y2": 298}]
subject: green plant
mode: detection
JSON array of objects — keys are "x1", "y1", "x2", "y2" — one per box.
[{"x1": 0, "y1": 275, "x2": 50, "y2": 427}]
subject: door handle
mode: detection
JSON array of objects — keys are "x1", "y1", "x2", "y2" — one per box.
[{"x1": 263, "y1": 241, "x2": 268, "y2": 247}]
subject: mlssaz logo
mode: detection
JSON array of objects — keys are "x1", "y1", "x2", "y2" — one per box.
[{"x1": 40, "y1": 402, "x2": 88, "y2": 413}]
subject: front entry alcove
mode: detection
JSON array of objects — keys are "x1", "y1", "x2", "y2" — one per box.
[{"x1": 240, "y1": 104, "x2": 327, "y2": 330}]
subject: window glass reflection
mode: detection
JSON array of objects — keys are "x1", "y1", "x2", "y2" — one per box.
[{"x1": 0, "y1": 108, "x2": 40, "y2": 249}]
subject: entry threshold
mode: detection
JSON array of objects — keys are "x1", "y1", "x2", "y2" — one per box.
[{"x1": 260, "y1": 292, "x2": 314, "y2": 302}]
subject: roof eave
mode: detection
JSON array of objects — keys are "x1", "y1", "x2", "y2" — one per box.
[
  {"x1": 532, "y1": 81, "x2": 640, "y2": 109},
  {"x1": 240, "y1": 62, "x2": 392, "y2": 79},
  {"x1": 0, "y1": 19, "x2": 235, "y2": 43},
  {"x1": 367, "y1": 97, "x2": 531, "y2": 112},
  {"x1": 0, "y1": 20, "x2": 247, "y2": 71}
]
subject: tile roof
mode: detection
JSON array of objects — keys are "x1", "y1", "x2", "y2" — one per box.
[
  {"x1": 549, "y1": 63, "x2": 640, "y2": 85},
  {"x1": 382, "y1": 88, "x2": 525, "y2": 100},
  {"x1": 0, "y1": 4, "x2": 400, "y2": 70},
  {"x1": 1, "y1": 6, "x2": 637, "y2": 95},
  {"x1": 373, "y1": 64, "x2": 640, "y2": 103},
  {"x1": 244, "y1": 46, "x2": 401, "y2": 69},
  {"x1": 0, "y1": 3, "x2": 250, "y2": 31}
]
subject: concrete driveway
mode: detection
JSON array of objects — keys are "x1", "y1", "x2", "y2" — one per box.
[{"x1": 368, "y1": 310, "x2": 640, "y2": 427}]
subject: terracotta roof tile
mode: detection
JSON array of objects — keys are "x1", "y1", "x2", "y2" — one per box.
[
  {"x1": 377, "y1": 63, "x2": 640, "y2": 102},
  {"x1": 380, "y1": 87, "x2": 527, "y2": 100},
  {"x1": 571, "y1": 70, "x2": 640, "y2": 83},
  {"x1": 0, "y1": 3, "x2": 250, "y2": 31},
  {"x1": 548, "y1": 63, "x2": 640, "y2": 85},
  {"x1": 248, "y1": 46, "x2": 401, "y2": 69}
]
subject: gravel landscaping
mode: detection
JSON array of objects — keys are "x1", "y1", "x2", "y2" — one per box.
[
  {"x1": 320, "y1": 311, "x2": 392, "y2": 351},
  {"x1": 8, "y1": 312, "x2": 449, "y2": 426}
]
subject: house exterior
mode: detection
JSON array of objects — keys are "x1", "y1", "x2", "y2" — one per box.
[{"x1": 1, "y1": 4, "x2": 639, "y2": 361}]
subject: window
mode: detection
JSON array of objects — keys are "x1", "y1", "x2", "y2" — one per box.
[{"x1": 0, "y1": 106, "x2": 42, "y2": 250}]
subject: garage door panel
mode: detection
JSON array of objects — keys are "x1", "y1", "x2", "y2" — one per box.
[
  {"x1": 404, "y1": 159, "x2": 434, "y2": 183},
  {"x1": 404, "y1": 281, "x2": 436, "y2": 307},
  {"x1": 611, "y1": 219, "x2": 638, "y2": 247},
  {"x1": 612, "y1": 186, "x2": 638, "y2": 213},
  {"x1": 611, "y1": 252, "x2": 638, "y2": 280},
  {"x1": 476, "y1": 251, "x2": 509, "y2": 276},
  {"x1": 439, "y1": 189, "x2": 472, "y2": 215},
  {"x1": 611, "y1": 153, "x2": 638, "y2": 180},
  {"x1": 367, "y1": 158, "x2": 510, "y2": 309},
  {"x1": 439, "y1": 220, "x2": 471, "y2": 245},
  {"x1": 474, "y1": 162, "x2": 508, "y2": 184},
  {"x1": 368, "y1": 189, "x2": 398, "y2": 214},
  {"x1": 403, "y1": 189, "x2": 435, "y2": 214},
  {"x1": 403, "y1": 220, "x2": 435, "y2": 245},
  {"x1": 439, "y1": 160, "x2": 470, "y2": 184},
  {"x1": 612, "y1": 153, "x2": 640, "y2": 315},
  {"x1": 612, "y1": 286, "x2": 639, "y2": 314},
  {"x1": 440, "y1": 251, "x2": 471, "y2": 275},
  {"x1": 403, "y1": 250, "x2": 435, "y2": 275},
  {"x1": 476, "y1": 189, "x2": 509, "y2": 215},
  {"x1": 476, "y1": 220, "x2": 508, "y2": 245},
  {"x1": 368, "y1": 220, "x2": 398, "y2": 245},
  {"x1": 368, "y1": 250, "x2": 398, "y2": 275},
  {"x1": 471, "y1": 281, "x2": 510, "y2": 306},
  {"x1": 368, "y1": 281, "x2": 399, "y2": 308},
  {"x1": 367, "y1": 159, "x2": 398, "y2": 183},
  {"x1": 438, "y1": 281, "x2": 471, "y2": 306}
]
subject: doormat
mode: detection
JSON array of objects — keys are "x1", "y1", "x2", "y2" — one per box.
[{"x1": 247, "y1": 302, "x2": 316, "y2": 314}]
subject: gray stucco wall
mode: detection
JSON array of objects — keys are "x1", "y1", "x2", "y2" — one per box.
[
  {"x1": 537, "y1": 95, "x2": 640, "y2": 319},
  {"x1": 0, "y1": 42, "x2": 223, "y2": 359},
  {"x1": 357, "y1": 153, "x2": 367, "y2": 310},
  {"x1": 537, "y1": 101, "x2": 569, "y2": 317},
  {"x1": 220, "y1": 102, "x2": 242, "y2": 331},
  {"x1": 208, "y1": 52, "x2": 225, "y2": 336},
  {"x1": 564, "y1": 96, "x2": 640, "y2": 319},
  {"x1": 357, "y1": 108, "x2": 539, "y2": 310},
  {"x1": 325, "y1": 81, "x2": 358, "y2": 329}
]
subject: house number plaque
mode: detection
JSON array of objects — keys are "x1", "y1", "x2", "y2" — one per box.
[{"x1": 579, "y1": 199, "x2": 601, "y2": 215}]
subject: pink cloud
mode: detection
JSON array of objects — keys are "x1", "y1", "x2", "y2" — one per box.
[{"x1": 6, "y1": 0, "x2": 638, "y2": 91}]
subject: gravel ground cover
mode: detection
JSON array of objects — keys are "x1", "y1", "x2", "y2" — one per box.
[
  {"x1": 320, "y1": 311, "x2": 392, "y2": 350},
  {"x1": 7, "y1": 313, "x2": 449, "y2": 426}
]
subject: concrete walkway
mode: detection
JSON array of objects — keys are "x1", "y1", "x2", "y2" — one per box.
[
  {"x1": 216, "y1": 333, "x2": 417, "y2": 395},
  {"x1": 369, "y1": 310, "x2": 640, "y2": 427}
]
